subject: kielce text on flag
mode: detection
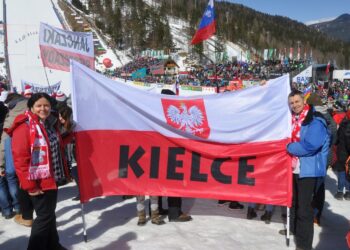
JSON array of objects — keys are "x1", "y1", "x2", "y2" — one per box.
[
  {"x1": 71, "y1": 61, "x2": 292, "y2": 206},
  {"x1": 191, "y1": 0, "x2": 216, "y2": 45}
]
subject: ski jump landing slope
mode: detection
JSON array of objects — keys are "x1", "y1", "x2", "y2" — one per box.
[{"x1": 6, "y1": 0, "x2": 71, "y2": 94}]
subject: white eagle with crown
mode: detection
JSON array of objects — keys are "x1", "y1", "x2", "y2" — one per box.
[{"x1": 166, "y1": 103, "x2": 204, "y2": 135}]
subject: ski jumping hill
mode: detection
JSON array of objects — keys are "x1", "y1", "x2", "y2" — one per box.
[{"x1": 5, "y1": 0, "x2": 71, "y2": 94}]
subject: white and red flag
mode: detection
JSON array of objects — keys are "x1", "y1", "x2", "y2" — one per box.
[
  {"x1": 71, "y1": 61, "x2": 292, "y2": 206},
  {"x1": 39, "y1": 23, "x2": 94, "y2": 72}
]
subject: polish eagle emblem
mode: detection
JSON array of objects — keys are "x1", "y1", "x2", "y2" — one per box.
[{"x1": 166, "y1": 103, "x2": 204, "y2": 135}]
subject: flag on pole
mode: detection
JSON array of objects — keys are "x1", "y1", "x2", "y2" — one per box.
[
  {"x1": 191, "y1": 0, "x2": 216, "y2": 45},
  {"x1": 289, "y1": 47, "x2": 294, "y2": 60},
  {"x1": 39, "y1": 23, "x2": 94, "y2": 72},
  {"x1": 325, "y1": 61, "x2": 331, "y2": 75},
  {"x1": 71, "y1": 61, "x2": 292, "y2": 206},
  {"x1": 303, "y1": 85, "x2": 312, "y2": 100}
]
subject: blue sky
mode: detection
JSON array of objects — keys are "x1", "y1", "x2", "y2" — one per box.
[{"x1": 219, "y1": 0, "x2": 350, "y2": 23}]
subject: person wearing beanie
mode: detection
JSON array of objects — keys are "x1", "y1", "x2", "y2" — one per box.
[
  {"x1": 306, "y1": 93, "x2": 323, "y2": 106},
  {"x1": 23, "y1": 85, "x2": 33, "y2": 98},
  {"x1": 55, "y1": 91, "x2": 67, "y2": 103}
]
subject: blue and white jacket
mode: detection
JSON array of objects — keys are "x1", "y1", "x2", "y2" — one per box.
[{"x1": 287, "y1": 106, "x2": 330, "y2": 178}]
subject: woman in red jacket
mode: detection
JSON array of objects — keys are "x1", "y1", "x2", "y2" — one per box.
[{"x1": 7, "y1": 93, "x2": 69, "y2": 250}]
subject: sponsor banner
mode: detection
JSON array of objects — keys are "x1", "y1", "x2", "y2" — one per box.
[
  {"x1": 150, "y1": 63, "x2": 164, "y2": 75},
  {"x1": 181, "y1": 86, "x2": 203, "y2": 91},
  {"x1": 133, "y1": 81, "x2": 151, "y2": 87},
  {"x1": 229, "y1": 80, "x2": 243, "y2": 90},
  {"x1": 71, "y1": 61, "x2": 292, "y2": 206},
  {"x1": 21, "y1": 80, "x2": 61, "y2": 94},
  {"x1": 39, "y1": 23, "x2": 94, "y2": 71},
  {"x1": 292, "y1": 66, "x2": 312, "y2": 84},
  {"x1": 131, "y1": 68, "x2": 147, "y2": 80}
]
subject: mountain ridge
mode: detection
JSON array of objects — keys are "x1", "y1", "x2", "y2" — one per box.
[
  {"x1": 308, "y1": 13, "x2": 350, "y2": 43},
  {"x1": 68, "y1": 0, "x2": 350, "y2": 67}
]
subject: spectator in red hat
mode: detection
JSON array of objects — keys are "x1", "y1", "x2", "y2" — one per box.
[
  {"x1": 23, "y1": 85, "x2": 33, "y2": 98},
  {"x1": 55, "y1": 91, "x2": 67, "y2": 103}
]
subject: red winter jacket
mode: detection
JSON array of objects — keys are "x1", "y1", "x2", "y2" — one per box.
[{"x1": 6, "y1": 113, "x2": 70, "y2": 193}]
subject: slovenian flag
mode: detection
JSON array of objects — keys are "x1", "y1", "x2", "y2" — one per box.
[
  {"x1": 71, "y1": 61, "x2": 292, "y2": 206},
  {"x1": 191, "y1": 0, "x2": 216, "y2": 45}
]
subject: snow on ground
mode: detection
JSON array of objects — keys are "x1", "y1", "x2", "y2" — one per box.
[{"x1": 0, "y1": 170, "x2": 349, "y2": 250}]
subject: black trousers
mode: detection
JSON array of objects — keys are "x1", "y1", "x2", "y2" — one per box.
[
  {"x1": 18, "y1": 188, "x2": 33, "y2": 220},
  {"x1": 167, "y1": 197, "x2": 182, "y2": 220},
  {"x1": 312, "y1": 177, "x2": 325, "y2": 220},
  {"x1": 28, "y1": 190, "x2": 60, "y2": 250},
  {"x1": 290, "y1": 174, "x2": 316, "y2": 250}
]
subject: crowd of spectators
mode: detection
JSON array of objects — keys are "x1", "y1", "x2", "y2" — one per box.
[
  {"x1": 292, "y1": 80, "x2": 350, "y2": 112},
  {"x1": 108, "y1": 56, "x2": 309, "y2": 87}
]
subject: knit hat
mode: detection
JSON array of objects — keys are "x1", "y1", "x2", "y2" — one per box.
[
  {"x1": 306, "y1": 93, "x2": 322, "y2": 106},
  {"x1": 24, "y1": 85, "x2": 33, "y2": 97},
  {"x1": 55, "y1": 91, "x2": 67, "y2": 102}
]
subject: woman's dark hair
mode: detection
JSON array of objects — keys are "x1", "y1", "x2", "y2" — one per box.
[
  {"x1": 27, "y1": 92, "x2": 54, "y2": 109},
  {"x1": 58, "y1": 104, "x2": 73, "y2": 131}
]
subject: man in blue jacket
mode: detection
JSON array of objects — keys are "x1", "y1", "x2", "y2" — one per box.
[{"x1": 280, "y1": 90, "x2": 330, "y2": 250}]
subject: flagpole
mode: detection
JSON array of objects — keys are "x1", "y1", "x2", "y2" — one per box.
[
  {"x1": 214, "y1": 39, "x2": 219, "y2": 93},
  {"x1": 286, "y1": 207, "x2": 290, "y2": 246},
  {"x1": 80, "y1": 203, "x2": 88, "y2": 242},
  {"x1": 43, "y1": 66, "x2": 53, "y2": 93},
  {"x1": 39, "y1": 52, "x2": 53, "y2": 93}
]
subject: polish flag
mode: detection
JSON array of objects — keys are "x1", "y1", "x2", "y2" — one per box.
[{"x1": 71, "y1": 61, "x2": 292, "y2": 206}]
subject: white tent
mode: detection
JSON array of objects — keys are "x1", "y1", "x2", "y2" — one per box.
[{"x1": 333, "y1": 70, "x2": 350, "y2": 81}]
